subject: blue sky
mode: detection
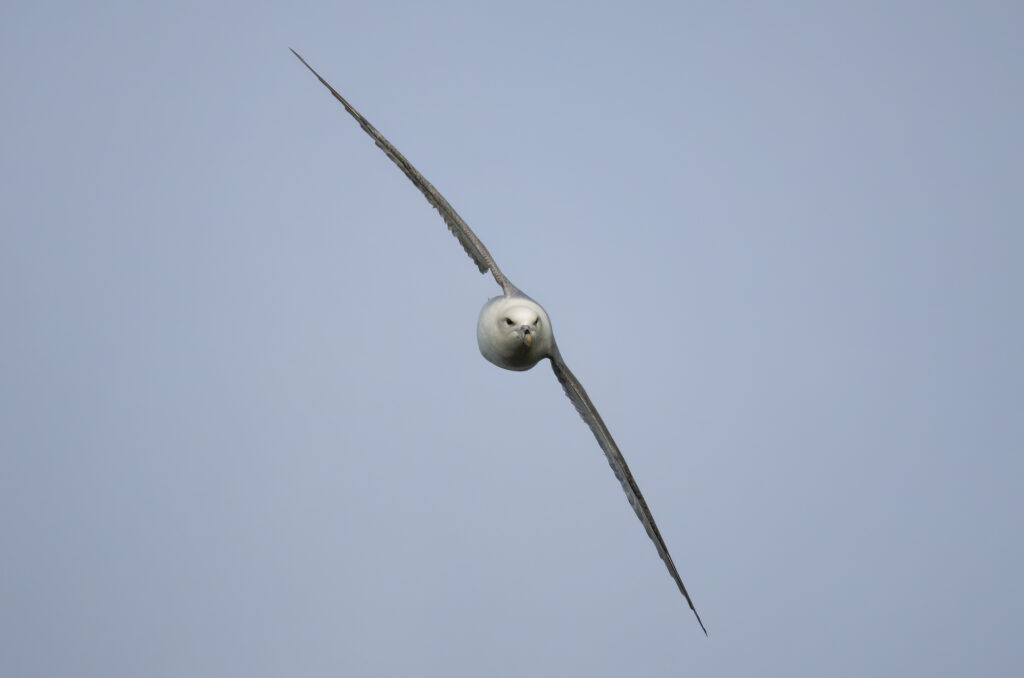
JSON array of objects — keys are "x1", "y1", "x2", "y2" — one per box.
[{"x1": 2, "y1": 2, "x2": 1022, "y2": 676}]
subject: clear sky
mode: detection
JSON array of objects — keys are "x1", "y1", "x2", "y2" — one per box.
[{"x1": 2, "y1": 1, "x2": 1022, "y2": 676}]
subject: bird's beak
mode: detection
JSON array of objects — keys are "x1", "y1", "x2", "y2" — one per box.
[{"x1": 523, "y1": 329, "x2": 533, "y2": 347}]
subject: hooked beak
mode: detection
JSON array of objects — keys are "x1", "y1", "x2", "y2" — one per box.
[{"x1": 523, "y1": 328, "x2": 533, "y2": 347}]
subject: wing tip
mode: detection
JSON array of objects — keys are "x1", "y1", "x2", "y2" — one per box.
[
  {"x1": 696, "y1": 614, "x2": 708, "y2": 636},
  {"x1": 684, "y1": 589, "x2": 708, "y2": 635},
  {"x1": 289, "y1": 48, "x2": 317, "y2": 77}
]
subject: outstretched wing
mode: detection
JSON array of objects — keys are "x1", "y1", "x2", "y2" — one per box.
[
  {"x1": 549, "y1": 349, "x2": 707, "y2": 635},
  {"x1": 291, "y1": 49, "x2": 516, "y2": 295}
]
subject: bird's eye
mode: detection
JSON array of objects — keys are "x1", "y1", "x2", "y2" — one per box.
[
  {"x1": 504, "y1": 318, "x2": 514, "y2": 326},
  {"x1": 533, "y1": 317, "x2": 540, "y2": 326}
]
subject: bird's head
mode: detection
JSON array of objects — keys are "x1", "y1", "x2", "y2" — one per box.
[{"x1": 500, "y1": 305, "x2": 543, "y2": 349}]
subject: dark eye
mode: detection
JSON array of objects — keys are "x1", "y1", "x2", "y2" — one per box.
[
  {"x1": 504, "y1": 318, "x2": 514, "y2": 326},
  {"x1": 533, "y1": 317, "x2": 540, "y2": 326}
]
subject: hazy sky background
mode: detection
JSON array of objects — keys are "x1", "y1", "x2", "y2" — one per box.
[{"x1": 2, "y1": 1, "x2": 1022, "y2": 676}]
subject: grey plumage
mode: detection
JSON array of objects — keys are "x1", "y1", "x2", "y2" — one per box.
[{"x1": 292, "y1": 49, "x2": 706, "y2": 636}]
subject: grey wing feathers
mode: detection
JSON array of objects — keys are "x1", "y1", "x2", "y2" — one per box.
[
  {"x1": 549, "y1": 350, "x2": 708, "y2": 635},
  {"x1": 291, "y1": 49, "x2": 514, "y2": 295}
]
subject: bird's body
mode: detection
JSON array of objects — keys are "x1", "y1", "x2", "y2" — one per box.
[
  {"x1": 292, "y1": 49, "x2": 707, "y2": 635},
  {"x1": 477, "y1": 294, "x2": 552, "y2": 371}
]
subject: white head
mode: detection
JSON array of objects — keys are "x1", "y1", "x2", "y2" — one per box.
[{"x1": 476, "y1": 296, "x2": 553, "y2": 371}]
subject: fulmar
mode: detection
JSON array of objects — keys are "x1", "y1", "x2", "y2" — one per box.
[{"x1": 292, "y1": 49, "x2": 707, "y2": 635}]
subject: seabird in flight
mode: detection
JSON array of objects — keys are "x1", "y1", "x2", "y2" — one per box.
[{"x1": 291, "y1": 49, "x2": 707, "y2": 635}]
